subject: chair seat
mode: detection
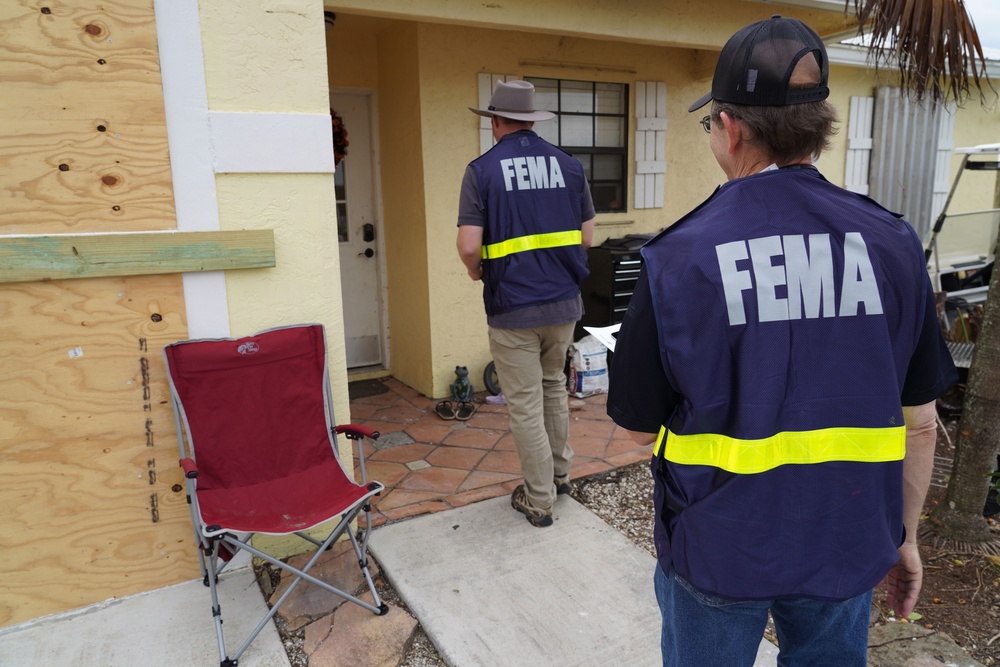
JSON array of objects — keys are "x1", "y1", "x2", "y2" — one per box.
[{"x1": 197, "y1": 459, "x2": 376, "y2": 535}]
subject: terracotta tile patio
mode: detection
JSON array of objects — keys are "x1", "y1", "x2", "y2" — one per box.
[{"x1": 348, "y1": 376, "x2": 652, "y2": 526}]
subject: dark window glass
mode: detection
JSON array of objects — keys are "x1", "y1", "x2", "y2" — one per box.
[{"x1": 526, "y1": 77, "x2": 628, "y2": 213}]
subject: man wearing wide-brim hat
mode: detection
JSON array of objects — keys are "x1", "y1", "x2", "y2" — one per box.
[{"x1": 456, "y1": 80, "x2": 596, "y2": 527}]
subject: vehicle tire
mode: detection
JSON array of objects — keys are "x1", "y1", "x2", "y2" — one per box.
[{"x1": 483, "y1": 361, "x2": 501, "y2": 396}]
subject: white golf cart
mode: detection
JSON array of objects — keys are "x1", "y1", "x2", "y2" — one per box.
[
  {"x1": 924, "y1": 142, "x2": 999, "y2": 369},
  {"x1": 925, "y1": 142, "x2": 1000, "y2": 307}
]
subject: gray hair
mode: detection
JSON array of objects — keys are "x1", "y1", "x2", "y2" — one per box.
[{"x1": 710, "y1": 99, "x2": 838, "y2": 164}]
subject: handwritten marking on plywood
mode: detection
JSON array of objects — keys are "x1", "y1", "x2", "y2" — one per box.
[
  {"x1": 0, "y1": 275, "x2": 197, "y2": 627},
  {"x1": 0, "y1": 1, "x2": 174, "y2": 233}
]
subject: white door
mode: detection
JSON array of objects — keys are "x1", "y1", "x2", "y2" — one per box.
[{"x1": 332, "y1": 93, "x2": 383, "y2": 368}]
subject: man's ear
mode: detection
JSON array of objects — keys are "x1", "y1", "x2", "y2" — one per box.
[{"x1": 719, "y1": 111, "x2": 742, "y2": 155}]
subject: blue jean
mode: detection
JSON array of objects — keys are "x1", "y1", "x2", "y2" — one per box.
[{"x1": 654, "y1": 564, "x2": 872, "y2": 667}]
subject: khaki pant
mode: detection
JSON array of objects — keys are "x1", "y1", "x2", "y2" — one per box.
[{"x1": 488, "y1": 322, "x2": 575, "y2": 511}]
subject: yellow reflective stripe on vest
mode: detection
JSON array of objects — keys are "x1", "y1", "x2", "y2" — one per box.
[
  {"x1": 481, "y1": 230, "x2": 582, "y2": 260},
  {"x1": 652, "y1": 425, "x2": 906, "y2": 474}
]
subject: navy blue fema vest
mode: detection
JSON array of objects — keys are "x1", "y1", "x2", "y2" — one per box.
[
  {"x1": 642, "y1": 168, "x2": 929, "y2": 601},
  {"x1": 469, "y1": 130, "x2": 589, "y2": 316}
]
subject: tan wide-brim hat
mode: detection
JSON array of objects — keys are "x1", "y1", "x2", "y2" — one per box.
[{"x1": 469, "y1": 80, "x2": 555, "y2": 122}]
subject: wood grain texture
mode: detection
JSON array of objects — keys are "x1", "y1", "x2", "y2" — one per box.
[
  {"x1": 0, "y1": 0, "x2": 175, "y2": 233},
  {"x1": 0, "y1": 275, "x2": 198, "y2": 627},
  {"x1": 0, "y1": 230, "x2": 277, "y2": 283}
]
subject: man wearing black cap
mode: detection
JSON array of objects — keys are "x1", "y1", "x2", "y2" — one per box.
[
  {"x1": 607, "y1": 16, "x2": 957, "y2": 665},
  {"x1": 457, "y1": 80, "x2": 595, "y2": 527}
]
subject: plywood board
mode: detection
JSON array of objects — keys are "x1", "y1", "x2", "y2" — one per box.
[
  {"x1": 0, "y1": 1, "x2": 174, "y2": 233},
  {"x1": 0, "y1": 274, "x2": 197, "y2": 627},
  {"x1": 0, "y1": 0, "x2": 204, "y2": 626}
]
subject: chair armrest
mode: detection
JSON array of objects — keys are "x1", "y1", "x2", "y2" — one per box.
[
  {"x1": 179, "y1": 458, "x2": 199, "y2": 479},
  {"x1": 334, "y1": 424, "x2": 380, "y2": 485},
  {"x1": 335, "y1": 424, "x2": 381, "y2": 441}
]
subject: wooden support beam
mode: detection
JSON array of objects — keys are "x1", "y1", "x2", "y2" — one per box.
[{"x1": 0, "y1": 230, "x2": 275, "y2": 284}]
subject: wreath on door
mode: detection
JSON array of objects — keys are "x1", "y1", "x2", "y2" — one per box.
[{"x1": 331, "y1": 109, "x2": 349, "y2": 166}]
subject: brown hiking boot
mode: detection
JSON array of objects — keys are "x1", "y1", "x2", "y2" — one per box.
[
  {"x1": 511, "y1": 485, "x2": 553, "y2": 527},
  {"x1": 555, "y1": 478, "x2": 573, "y2": 495}
]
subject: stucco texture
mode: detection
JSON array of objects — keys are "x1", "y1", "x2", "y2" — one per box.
[
  {"x1": 215, "y1": 173, "x2": 348, "y2": 421},
  {"x1": 199, "y1": 1, "x2": 354, "y2": 558},
  {"x1": 215, "y1": 173, "x2": 349, "y2": 557},
  {"x1": 198, "y1": 0, "x2": 349, "y2": 424},
  {"x1": 199, "y1": 0, "x2": 330, "y2": 113},
  {"x1": 326, "y1": 5, "x2": 998, "y2": 399},
  {"x1": 328, "y1": 0, "x2": 853, "y2": 52}
]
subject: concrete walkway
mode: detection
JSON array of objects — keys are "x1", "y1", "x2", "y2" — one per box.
[
  {"x1": 371, "y1": 493, "x2": 779, "y2": 667},
  {"x1": 0, "y1": 494, "x2": 776, "y2": 667},
  {"x1": 0, "y1": 568, "x2": 289, "y2": 667},
  {"x1": 0, "y1": 493, "x2": 984, "y2": 666},
  {"x1": 0, "y1": 377, "x2": 983, "y2": 666}
]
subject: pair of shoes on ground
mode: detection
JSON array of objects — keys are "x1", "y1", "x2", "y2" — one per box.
[
  {"x1": 511, "y1": 484, "x2": 553, "y2": 527},
  {"x1": 435, "y1": 399, "x2": 476, "y2": 421}
]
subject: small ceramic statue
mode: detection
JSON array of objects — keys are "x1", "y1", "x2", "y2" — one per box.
[{"x1": 450, "y1": 366, "x2": 474, "y2": 403}]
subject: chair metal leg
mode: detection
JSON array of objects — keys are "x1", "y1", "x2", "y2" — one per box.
[
  {"x1": 226, "y1": 512, "x2": 383, "y2": 663},
  {"x1": 348, "y1": 522, "x2": 385, "y2": 612},
  {"x1": 204, "y1": 548, "x2": 232, "y2": 666}
]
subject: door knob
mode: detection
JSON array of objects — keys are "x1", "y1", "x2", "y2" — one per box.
[{"x1": 359, "y1": 248, "x2": 374, "y2": 258}]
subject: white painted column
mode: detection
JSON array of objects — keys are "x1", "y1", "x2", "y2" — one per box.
[{"x1": 153, "y1": 0, "x2": 230, "y2": 339}]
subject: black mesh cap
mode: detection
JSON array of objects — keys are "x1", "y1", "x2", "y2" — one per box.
[{"x1": 688, "y1": 15, "x2": 829, "y2": 112}]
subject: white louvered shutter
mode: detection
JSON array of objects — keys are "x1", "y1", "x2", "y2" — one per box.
[
  {"x1": 844, "y1": 95, "x2": 874, "y2": 195},
  {"x1": 634, "y1": 81, "x2": 667, "y2": 209}
]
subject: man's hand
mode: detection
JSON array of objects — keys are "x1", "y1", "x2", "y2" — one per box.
[
  {"x1": 883, "y1": 401, "x2": 936, "y2": 619},
  {"x1": 467, "y1": 264, "x2": 483, "y2": 281},
  {"x1": 882, "y1": 542, "x2": 922, "y2": 617}
]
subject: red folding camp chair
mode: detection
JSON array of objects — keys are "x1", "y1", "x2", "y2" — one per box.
[{"x1": 164, "y1": 323, "x2": 387, "y2": 667}]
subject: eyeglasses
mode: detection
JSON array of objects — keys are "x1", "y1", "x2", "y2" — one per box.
[{"x1": 700, "y1": 115, "x2": 712, "y2": 133}]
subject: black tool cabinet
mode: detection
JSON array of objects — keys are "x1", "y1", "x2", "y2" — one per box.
[{"x1": 575, "y1": 241, "x2": 644, "y2": 341}]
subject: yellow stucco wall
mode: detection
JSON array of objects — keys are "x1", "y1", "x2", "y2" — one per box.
[
  {"x1": 199, "y1": 0, "x2": 348, "y2": 419},
  {"x1": 328, "y1": 0, "x2": 852, "y2": 52},
  {"x1": 325, "y1": 14, "x2": 382, "y2": 89},
  {"x1": 417, "y1": 23, "x2": 723, "y2": 396},
  {"x1": 414, "y1": 21, "x2": 901, "y2": 398},
  {"x1": 199, "y1": 1, "x2": 349, "y2": 556},
  {"x1": 325, "y1": 5, "x2": 998, "y2": 400},
  {"x1": 376, "y1": 23, "x2": 434, "y2": 392},
  {"x1": 200, "y1": 1, "x2": 330, "y2": 113}
]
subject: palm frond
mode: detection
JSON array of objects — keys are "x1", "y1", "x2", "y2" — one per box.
[{"x1": 851, "y1": 0, "x2": 996, "y2": 106}]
